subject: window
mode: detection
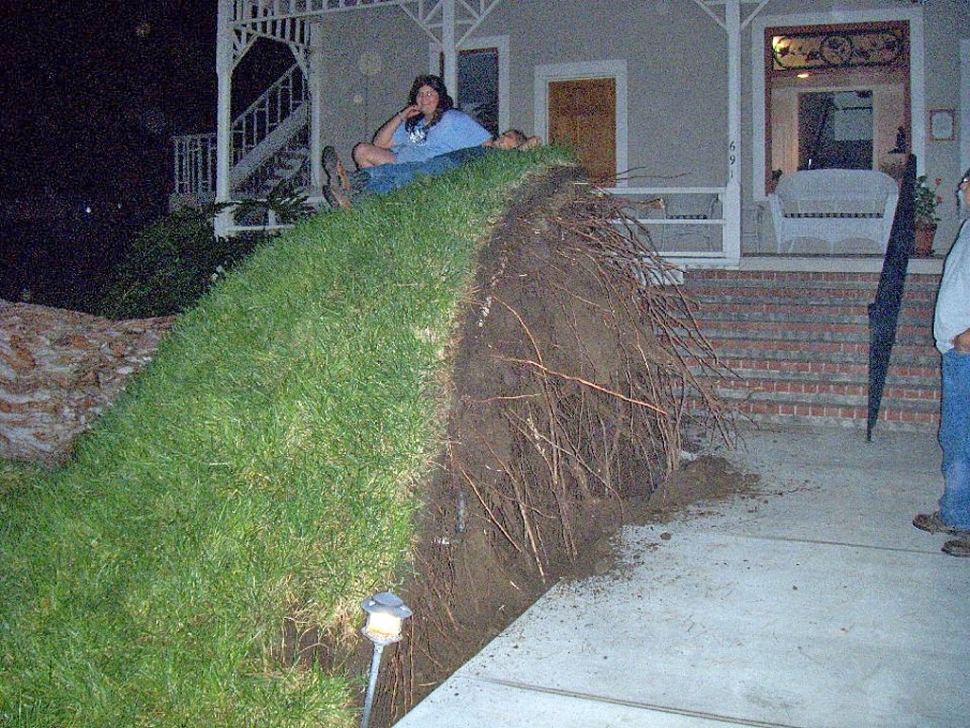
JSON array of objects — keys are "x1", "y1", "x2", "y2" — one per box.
[
  {"x1": 456, "y1": 48, "x2": 499, "y2": 136},
  {"x1": 765, "y1": 22, "x2": 910, "y2": 190},
  {"x1": 797, "y1": 89, "x2": 874, "y2": 170},
  {"x1": 438, "y1": 45, "x2": 503, "y2": 136}
]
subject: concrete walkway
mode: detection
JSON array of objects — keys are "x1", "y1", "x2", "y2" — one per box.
[{"x1": 394, "y1": 424, "x2": 970, "y2": 728}]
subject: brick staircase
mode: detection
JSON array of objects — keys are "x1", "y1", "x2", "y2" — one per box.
[{"x1": 682, "y1": 269, "x2": 942, "y2": 432}]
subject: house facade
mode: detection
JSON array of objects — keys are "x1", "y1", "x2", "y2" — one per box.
[{"x1": 195, "y1": 0, "x2": 969, "y2": 269}]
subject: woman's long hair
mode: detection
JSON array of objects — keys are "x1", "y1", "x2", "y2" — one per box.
[{"x1": 405, "y1": 74, "x2": 454, "y2": 133}]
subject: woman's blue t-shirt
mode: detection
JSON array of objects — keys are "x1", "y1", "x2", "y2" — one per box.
[{"x1": 391, "y1": 109, "x2": 491, "y2": 163}]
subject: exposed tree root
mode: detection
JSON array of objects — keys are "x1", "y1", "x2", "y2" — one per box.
[{"x1": 368, "y1": 168, "x2": 739, "y2": 726}]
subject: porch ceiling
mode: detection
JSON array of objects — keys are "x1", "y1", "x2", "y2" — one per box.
[
  {"x1": 230, "y1": 0, "x2": 772, "y2": 23},
  {"x1": 232, "y1": 0, "x2": 407, "y2": 21},
  {"x1": 231, "y1": 0, "x2": 945, "y2": 28},
  {"x1": 224, "y1": 0, "x2": 776, "y2": 66},
  {"x1": 228, "y1": 0, "x2": 504, "y2": 47}
]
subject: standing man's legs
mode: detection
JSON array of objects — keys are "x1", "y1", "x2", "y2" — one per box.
[{"x1": 939, "y1": 350, "x2": 970, "y2": 530}]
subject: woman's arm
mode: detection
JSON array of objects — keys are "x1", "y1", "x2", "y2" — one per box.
[{"x1": 372, "y1": 104, "x2": 421, "y2": 150}]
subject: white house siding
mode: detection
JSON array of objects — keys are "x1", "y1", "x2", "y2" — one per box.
[
  {"x1": 477, "y1": 0, "x2": 727, "y2": 188},
  {"x1": 920, "y1": 0, "x2": 970, "y2": 254},
  {"x1": 315, "y1": 7, "x2": 431, "y2": 166}
]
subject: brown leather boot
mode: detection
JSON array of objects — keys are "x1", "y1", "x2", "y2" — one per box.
[{"x1": 322, "y1": 146, "x2": 353, "y2": 208}]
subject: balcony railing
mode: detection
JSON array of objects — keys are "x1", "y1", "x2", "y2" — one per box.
[
  {"x1": 172, "y1": 133, "x2": 218, "y2": 205},
  {"x1": 232, "y1": 0, "x2": 406, "y2": 23},
  {"x1": 232, "y1": 63, "x2": 307, "y2": 166},
  {"x1": 172, "y1": 63, "x2": 308, "y2": 205}
]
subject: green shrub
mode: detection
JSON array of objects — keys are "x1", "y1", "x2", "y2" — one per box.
[{"x1": 93, "y1": 208, "x2": 272, "y2": 319}]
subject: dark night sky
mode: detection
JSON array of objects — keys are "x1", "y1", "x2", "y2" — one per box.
[
  {"x1": 0, "y1": 2, "x2": 222, "y2": 307},
  {"x1": 0, "y1": 1, "x2": 218, "y2": 201}
]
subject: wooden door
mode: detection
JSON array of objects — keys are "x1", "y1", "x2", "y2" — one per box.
[{"x1": 548, "y1": 78, "x2": 616, "y2": 184}]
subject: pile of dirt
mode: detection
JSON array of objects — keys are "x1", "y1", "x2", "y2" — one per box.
[{"x1": 362, "y1": 166, "x2": 752, "y2": 726}]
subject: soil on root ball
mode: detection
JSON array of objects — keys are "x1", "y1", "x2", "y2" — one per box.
[{"x1": 361, "y1": 165, "x2": 754, "y2": 726}]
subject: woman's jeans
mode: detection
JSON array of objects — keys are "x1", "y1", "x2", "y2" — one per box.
[
  {"x1": 938, "y1": 349, "x2": 970, "y2": 530},
  {"x1": 361, "y1": 146, "x2": 489, "y2": 194}
]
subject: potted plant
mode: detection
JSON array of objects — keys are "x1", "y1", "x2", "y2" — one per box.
[{"x1": 913, "y1": 175, "x2": 943, "y2": 256}]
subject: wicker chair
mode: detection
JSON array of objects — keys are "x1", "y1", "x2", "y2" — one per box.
[{"x1": 769, "y1": 169, "x2": 898, "y2": 254}]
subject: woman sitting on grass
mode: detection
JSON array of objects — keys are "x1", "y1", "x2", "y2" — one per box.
[{"x1": 352, "y1": 74, "x2": 491, "y2": 168}]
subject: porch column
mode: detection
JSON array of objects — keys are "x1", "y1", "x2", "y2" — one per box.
[
  {"x1": 441, "y1": 0, "x2": 457, "y2": 99},
  {"x1": 308, "y1": 23, "x2": 325, "y2": 196},
  {"x1": 723, "y1": 0, "x2": 742, "y2": 263},
  {"x1": 214, "y1": 0, "x2": 234, "y2": 237}
]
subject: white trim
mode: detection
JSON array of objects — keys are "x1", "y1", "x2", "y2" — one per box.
[
  {"x1": 962, "y1": 39, "x2": 970, "y2": 181},
  {"x1": 739, "y1": 255, "x2": 942, "y2": 274},
  {"x1": 751, "y1": 6, "x2": 925, "y2": 200},
  {"x1": 534, "y1": 60, "x2": 629, "y2": 186},
  {"x1": 471, "y1": 36, "x2": 510, "y2": 135}
]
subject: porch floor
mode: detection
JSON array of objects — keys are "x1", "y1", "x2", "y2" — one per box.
[{"x1": 393, "y1": 424, "x2": 968, "y2": 727}]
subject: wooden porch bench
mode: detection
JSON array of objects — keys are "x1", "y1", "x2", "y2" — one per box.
[{"x1": 768, "y1": 169, "x2": 899, "y2": 254}]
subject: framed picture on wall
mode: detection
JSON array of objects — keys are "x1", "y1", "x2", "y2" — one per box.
[{"x1": 929, "y1": 108, "x2": 955, "y2": 141}]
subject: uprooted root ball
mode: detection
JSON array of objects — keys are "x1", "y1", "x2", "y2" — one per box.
[{"x1": 371, "y1": 166, "x2": 739, "y2": 725}]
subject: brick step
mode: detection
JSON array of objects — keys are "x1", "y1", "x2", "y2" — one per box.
[
  {"x1": 687, "y1": 397, "x2": 939, "y2": 431},
  {"x1": 692, "y1": 323, "x2": 934, "y2": 346},
  {"x1": 695, "y1": 338, "x2": 938, "y2": 363},
  {"x1": 704, "y1": 372, "x2": 940, "y2": 401},
  {"x1": 698, "y1": 361, "x2": 940, "y2": 387},
  {"x1": 688, "y1": 351, "x2": 939, "y2": 380},
  {"x1": 711, "y1": 382, "x2": 940, "y2": 411},
  {"x1": 681, "y1": 272, "x2": 940, "y2": 297},
  {"x1": 680, "y1": 320, "x2": 933, "y2": 344},
  {"x1": 688, "y1": 291, "x2": 935, "y2": 306},
  {"x1": 689, "y1": 312, "x2": 933, "y2": 330},
  {"x1": 683, "y1": 270, "x2": 941, "y2": 287},
  {"x1": 686, "y1": 302, "x2": 934, "y2": 324},
  {"x1": 679, "y1": 269, "x2": 942, "y2": 430},
  {"x1": 682, "y1": 282, "x2": 937, "y2": 306}
]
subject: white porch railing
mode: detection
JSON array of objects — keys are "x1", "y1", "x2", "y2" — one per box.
[
  {"x1": 232, "y1": 63, "x2": 307, "y2": 165},
  {"x1": 172, "y1": 63, "x2": 308, "y2": 205},
  {"x1": 232, "y1": 0, "x2": 404, "y2": 21},
  {"x1": 602, "y1": 186, "x2": 728, "y2": 259},
  {"x1": 236, "y1": 122, "x2": 310, "y2": 199},
  {"x1": 172, "y1": 133, "x2": 218, "y2": 205},
  {"x1": 230, "y1": 105, "x2": 309, "y2": 194}
]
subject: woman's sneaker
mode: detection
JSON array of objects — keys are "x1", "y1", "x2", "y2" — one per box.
[
  {"x1": 323, "y1": 146, "x2": 352, "y2": 191},
  {"x1": 322, "y1": 146, "x2": 352, "y2": 209}
]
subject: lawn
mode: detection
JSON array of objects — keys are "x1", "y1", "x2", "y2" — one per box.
[{"x1": 0, "y1": 148, "x2": 570, "y2": 727}]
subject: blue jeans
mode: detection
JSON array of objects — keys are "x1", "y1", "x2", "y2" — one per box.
[
  {"x1": 938, "y1": 350, "x2": 970, "y2": 529},
  {"x1": 361, "y1": 146, "x2": 490, "y2": 194}
]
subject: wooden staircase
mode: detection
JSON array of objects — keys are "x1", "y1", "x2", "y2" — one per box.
[{"x1": 682, "y1": 269, "x2": 942, "y2": 432}]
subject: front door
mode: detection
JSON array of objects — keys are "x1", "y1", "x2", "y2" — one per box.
[{"x1": 548, "y1": 78, "x2": 616, "y2": 184}]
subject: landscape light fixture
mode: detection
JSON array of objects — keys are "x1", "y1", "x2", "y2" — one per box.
[{"x1": 360, "y1": 591, "x2": 412, "y2": 728}]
